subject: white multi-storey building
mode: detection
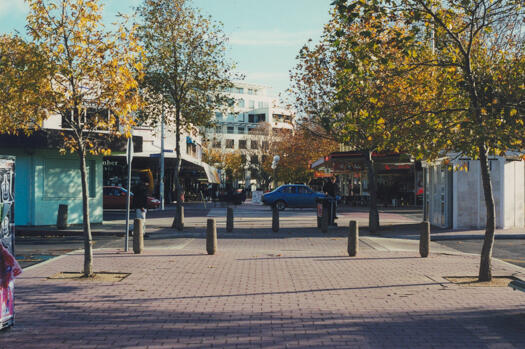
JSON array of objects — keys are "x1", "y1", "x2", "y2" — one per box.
[{"x1": 204, "y1": 82, "x2": 295, "y2": 189}]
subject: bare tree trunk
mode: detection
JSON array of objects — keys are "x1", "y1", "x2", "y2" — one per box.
[
  {"x1": 478, "y1": 142, "x2": 496, "y2": 281},
  {"x1": 79, "y1": 148, "x2": 93, "y2": 277},
  {"x1": 364, "y1": 150, "x2": 379, "y2": 233}
]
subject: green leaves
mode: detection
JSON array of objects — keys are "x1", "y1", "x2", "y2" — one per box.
[{"x1": 136, "y1": 0, "x2": 238, "y2": 129}]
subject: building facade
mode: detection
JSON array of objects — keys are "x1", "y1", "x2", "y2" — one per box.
[
  {"x1": 204, "y1": 82, "x2": 294, "y2": 190},
  {"x1": 426, "y1": 156, "x2": 524, "y2": 229}
]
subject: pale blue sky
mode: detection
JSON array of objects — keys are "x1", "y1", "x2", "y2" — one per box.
[{"x1": 0, "y1": 0, "x2": 332, "y2": 96}]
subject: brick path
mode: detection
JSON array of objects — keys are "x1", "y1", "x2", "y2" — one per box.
[{"x1": 1, "y1": 232, "x2": 524, "y2": 348}]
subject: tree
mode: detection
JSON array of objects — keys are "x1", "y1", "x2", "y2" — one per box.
[
  {"x1": 136, "y1": 0, "x2": 238, "y2": 213},
  {"x1": 0, "y1": 34, "x2": 54, "y2": 134},
  {"x1": 26, "y1": 0, "x2": 143, "y2": 277},
  {"x1": 202, "y1": 148, "x2": 244, "y2": 184},
  {"x1": 333, "y1": 0, "x2": 524, "y2": 280},
  {"x1": 272, "y1": 123, "x2": 338, "y2": 184},
  {"x1": 290, "y1": 7, "x2": 431, "y2": 233}
]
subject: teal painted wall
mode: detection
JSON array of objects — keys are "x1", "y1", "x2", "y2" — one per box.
[{"x1": 0, "y1": 148, "x2": 103, "y2": 226}]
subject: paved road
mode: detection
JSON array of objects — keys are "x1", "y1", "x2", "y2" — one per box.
[{"x1": 439, "y1": 239, "x2": 525, "y2": 268}]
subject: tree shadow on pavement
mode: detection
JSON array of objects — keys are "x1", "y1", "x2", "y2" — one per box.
[{"x1": 3, "y1": 284, "x2": 524, "y2": 349}]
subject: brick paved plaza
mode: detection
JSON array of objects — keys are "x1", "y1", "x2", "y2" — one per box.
[{"x1": 1, "y1": 223, "x2": 524, "y2": 348}]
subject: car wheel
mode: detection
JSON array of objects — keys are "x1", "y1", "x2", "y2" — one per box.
[{"x1": 275, "y1": 200, "x2": 286, "y2": 211}]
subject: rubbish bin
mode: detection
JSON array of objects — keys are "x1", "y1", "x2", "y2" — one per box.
[{"x1": 316, "y1": 197, "x2": 334, "y2": 228}]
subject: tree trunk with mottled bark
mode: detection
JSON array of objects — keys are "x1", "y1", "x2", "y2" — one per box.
[
  {"x1": 79, "y1": 148, "x2": 93, "y2": 277},
  {"x1": 364, "y1": 150, "x2": 379, "y2": 233},
  {"x1": 478, "y1": 143, "x2": 496, "y2": 281}
]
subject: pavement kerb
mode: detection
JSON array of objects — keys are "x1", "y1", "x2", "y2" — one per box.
[
  {"x1": 430, "y1": 234, "x2": 525, "y2": 241},
  {"x1": 23, "y1": 250, "x2": 75, "y2": 272}
]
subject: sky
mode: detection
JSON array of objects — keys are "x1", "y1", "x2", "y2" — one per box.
[{"x1": 0, "y1": 0, "x2": 332, "y2": 97}]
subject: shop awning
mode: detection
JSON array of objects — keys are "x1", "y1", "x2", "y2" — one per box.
[
  {"x1": 203, "y1": 163, "x2": 220, "y2": 184},
  {"x1": 310, "y1": 151, "x2": 412, "y2": 172}
]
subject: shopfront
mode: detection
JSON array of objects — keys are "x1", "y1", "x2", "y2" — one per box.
[{"x1": 311, "y1": 151, "x2": 423, "y2": 207}]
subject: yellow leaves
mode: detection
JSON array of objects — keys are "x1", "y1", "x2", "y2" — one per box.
[
  {"x1": 480, "y1": 108, "x2": 487, "y2": 115},
  {"x1": 509, "y1": 109, "x2": 517, "y2": 117},
  {"x1": 369, "y1": 97, "x2": 378, "y2": 104},
  {"x1": 367, "y1": 136, "x2": 373, "y2": 141},
  {"x1": 377, "y1": 117, "x2": 385, "y2": 125}
]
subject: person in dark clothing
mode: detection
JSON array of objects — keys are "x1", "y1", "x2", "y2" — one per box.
[
  {"x1": 133, "y1": 181, "x2": 149, "y2": 233},
  {"x1": 323, "y1": 176, "x2": 338, "y2": 220},
  {"x1": 323, "y1": 176, "x2": 337, "y2": 198}
]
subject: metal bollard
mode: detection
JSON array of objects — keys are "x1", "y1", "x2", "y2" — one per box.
[
  {"x1": 172, "y1": 205, "x2": 184, "y2": 231},
  {"x1": 133, "y1": 218, "x2": 144, "y2": 254},
  {"x1": 420, "y1": 221, "x2": 430, "y2": 258},
  {"x1": 206, "y1": 218, "x2": 217, "y2": 255},
  {"x1": 272, "y1": 205, "x2": 279, "y2": 232},
  {"x1": 348, "y1": 220, "x2": 359, "y2": 257},
  {"x1": 226, "y1": 207, "x2": 233, "y2": 232},
  {"x1": 57, "y1": 204, "x2": 68, "y2": 229}
]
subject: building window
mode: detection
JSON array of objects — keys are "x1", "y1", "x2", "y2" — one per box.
[
  {"x1": 238, "y1": 126, "x2": 245, "y2": 134},
  {"x1": 248, "y1": 88, "x2": 254, "y2": 95},
  {"x1": 249, "y1": 114, "x2": 266, "y2": 123},
  {"x1": 262, "y1": 141, "x2": 269, "y2": 150},
  {"x1": 251, "y1": 140, "x2": 258, "y2": 149},
  {"x1": 215, "y1": 126, "x2": 222, "y2": 133},
  {"x1": 238, "y1": 99, "x2": 245, "y2": 108},
  {"x1": 251, "y1": 155, "x2": 259, "y2": 164},
  {"x1": 236, "y1": 87, "x2": 244, "y2": 94},
  {"x1": 215, "y1": 112, "x2": 223, "y2": 119},
  {"x1": 249, "y1": 100, "x2": 255, "y2": 109},
  {"x1": 226, "y1": 139, "x2": 234, "y2": 148},
  {"x1": 212, "y1": 139, "x2": 221, "y2": 148},
  {"x1": 239, "y1": 140, "x2": 247, "y2": 149},
  {"x1": 258, "y1": 101, "x2": 264, "y2": 108},
  {"x1": 227, "y1": 126, "x2": 234, "y2": 134}
]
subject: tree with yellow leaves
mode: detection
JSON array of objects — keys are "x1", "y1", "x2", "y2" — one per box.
[
  {"x1": 0, "y1": 34, "x2": 54, "y2": 134},
  {"x1": 291, "y1": 9, "x2": 433, "y2": 233},
  {"x1": 25, "y1": 0, "x2": 143, "y2": 277},
  {"x1": 333, "y1": 0, "x2": 524, "y2": 281}
]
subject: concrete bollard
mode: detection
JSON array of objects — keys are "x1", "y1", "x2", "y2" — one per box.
[
  {"x1": 206, "y1": 218, "x2": 217, "y2": 255},
  {"x1": 133, "y1": 218, "x2": 144, "y2": 254},
  {"x1": 226, "y1": 207, "x2": 233, "y2": 232},
  {"x1": 172, "y1": 206, "x2": 184, "y2": 231},
  {"x1": 420, "y1": 221, "x2": 430, "y2": 258},
  {"x1": 272, "y1": 205, "x2": 279, "y2": 232},
  {"x1": 348, "y1": 220, "x2": 359, "y2": 257},
  {"x1": 57, "y1": 204, "x2": 68, "y2": 229}
]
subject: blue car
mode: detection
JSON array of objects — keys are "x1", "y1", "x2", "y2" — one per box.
[{"x1": 262, "y1": 184, "x2": 327, "y2": 210}]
